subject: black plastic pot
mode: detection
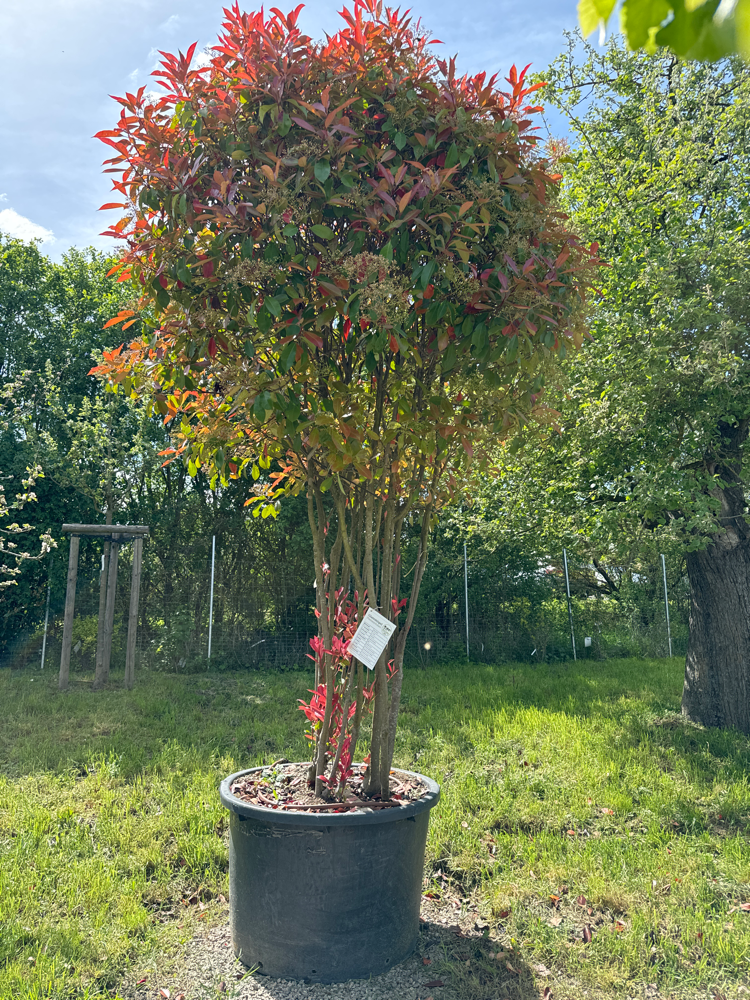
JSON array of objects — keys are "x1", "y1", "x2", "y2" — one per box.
[{"x1": 219, "y1": 766, "x2": 440, "y2": 983}]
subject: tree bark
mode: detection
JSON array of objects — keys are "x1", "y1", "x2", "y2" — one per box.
[
  {"x1": 682, "y1": 420, "x2": 750, "y2": 733},
  {"x1": 683, "y1": 536, "x2": 750, "y2": 733}
]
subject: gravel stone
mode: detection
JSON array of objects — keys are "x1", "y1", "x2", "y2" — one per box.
[{"x1": 119, "y1": 910, "x2": 468, "y2": 1000}]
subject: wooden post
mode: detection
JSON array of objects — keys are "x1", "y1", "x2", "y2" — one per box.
[
  {"x1": 94, "y1": 536, "x2": 119, "y2": 689},
  {"x1": 124, "y1": 536, "x2": 143, "y2": 689},
  {"x1": 58, "y1": 534, "x2": 80, "y2": 691},
  {"x1": 95, "y1": 510, "x2": 113, "y2": 682}
]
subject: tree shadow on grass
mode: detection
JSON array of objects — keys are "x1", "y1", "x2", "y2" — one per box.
[{"x1": 404, "y1": 659, "x2": 750, "y2": 788}]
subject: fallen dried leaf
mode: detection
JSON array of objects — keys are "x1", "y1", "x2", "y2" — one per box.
[
  {"x1": 740, "y1": 903, "x2": 750, "y2": 912},
  {"x1": 422, "y1": 957, "x2": 432, "y2": 965},
  {"x1": 461, "y1": 821, "x2": 469, "y2": 828},
  {"x1": 159, "y1": 991, "x2": 170, "y2": 1000},
  {"x1": 497, "y1": 908, "x2": 511, "y2": 919},
  {"x1": 576, "y1": 895, "x2": 586, "y2": 906},
  {"x1": 506, "y1": 960, "x2": 518, "y2": 974},
  {"x1": 583, "y1": 925, "x2": 593, "y2": 943},
  {"x1": 136, "y1": 979, "x2": 147, "y2": 986},
  {"x1": 218, "y1": 983, "x2": 226, "y2": 994},
  {"x1": 424, "y1": 980, "x2": 444, "y2": 987},
  {"x1": 549, "y1": 894, "x2": 561, "y2": 907},
  {"x1": 615, "y1": 920, "x2": 626, "y2": 932},
  {"x1": 601, "y1": 807, "x2": 614, "y2": 815},
  {"x1": 543, "y1": 988, "x2": 553, "y2": 1000},
  {"x1": 550, "y1": 916, "x2": 563, "y2": 927},
  {"x1": 175, "y1": 995, "x2": 186, "y2": 1000}
]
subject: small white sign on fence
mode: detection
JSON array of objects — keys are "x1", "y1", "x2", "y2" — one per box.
[
  {"x1": 584, "y1": 636, "x2": 592, "y2": 648},
  {"x1": 347, "y1": 608, "x2": 397, "y2": 670}
]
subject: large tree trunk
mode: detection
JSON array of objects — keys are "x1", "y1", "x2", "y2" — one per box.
[{"x1": 682, "y1": 420, "x2": 750, "y2": 733}]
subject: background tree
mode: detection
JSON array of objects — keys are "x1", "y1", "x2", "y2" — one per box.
[
  {"x1": 523, "y1": 40, "x2": 750, "y2": 731},
  {"x1": 95, "y1": 1, "x2": 597, "y2": 797}
]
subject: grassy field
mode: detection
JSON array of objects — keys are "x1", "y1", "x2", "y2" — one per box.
[{"x1": 2, "y1": 658, "x2": 750, "y2": 999}]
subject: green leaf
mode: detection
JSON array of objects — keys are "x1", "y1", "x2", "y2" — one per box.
[
  {"x1": 311, "y1": 224, "x2": 334, "y2": 239},
  {"x1": 253, "y1": 391, "x2": 270, "y2": 420},
  {"x1": 394, "y1": 132, "x2": 408, "y2": 150},
  {"x1": 258, "y1": 103, "x2": 276, "y2": 124},
  {"x1": 257, "y1": 307, "x2": 273, "y2": 333},
  {"x1": 441, "y1": 343, "x2": 457, "y2": 373},
  {"x1": 621, "y1": 0, "x2": 672, "y2": 49},
  {"x1": 505, "y1": 335, "x2": 519, "y2": 363},
  {"x1": 156, "y1": 287, "x2": 170, "y2": 310},
  {"x1": 578, "y1": 0, "x2": 617, "y2": 38},
  {"x1": 243, "y1": 341, "x2": 255, "y2": 359},
  {"x1": 314, "y1": 160, "x2": 331, "y2": 183},
  {"x1": 459, "y1": 146, "x2": 474, "y2": 168},
  {"x1": 279, "y1": 340, "x2": 297, "y2": 373},
  {"x1": 444, "y1": 142, "x2": 460, "y2": 168},
  {"x1": 282, "y1": 223, "x2": 298, "y2": 237},
  {"x1": 265, "y1": 296, "x2": 282, "y2": 318},
  {"x1": 421, "y1": 260, "x2": 436, "y2": 289}
]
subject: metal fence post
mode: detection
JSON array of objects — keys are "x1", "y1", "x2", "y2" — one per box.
[
  {"x1": 464, "y1": 542, "x2": 470, "y2": 660},
  {"x1": 563, "y1": 548, "x2": 577, "y2": 661},
  {"x1": 661, "y1": 553, "x2": 672, "y2": 657},
  {"x1": 40, "y1": 572, "x2": 51, "y2": 671},
  {"x1": 208, "y1": 535, "x2": 216, "y2": 661}
]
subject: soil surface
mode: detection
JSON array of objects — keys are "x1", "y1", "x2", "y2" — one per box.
[{"x1": 229, "y1": 762, "x2": 429, "y2": 812}]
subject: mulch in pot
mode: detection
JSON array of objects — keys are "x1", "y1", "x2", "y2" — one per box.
[{"x1": 229, "y1": 761, "x2": 428, "y2": 813}]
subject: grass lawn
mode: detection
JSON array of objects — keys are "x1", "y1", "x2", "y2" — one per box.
[{"x1": 2, "y1": 658, "x2": 750, "y2": 999}]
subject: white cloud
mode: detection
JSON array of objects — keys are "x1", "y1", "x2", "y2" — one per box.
[
  {"x1": 193, "y1": 47, "x2": 214, "y2": 69},
  {"x1": 0, "y1": 208, "x2": 54, "y2": 244},
  {"x1": 0, "y1": 193, "x2": 7, "y2": 203},
  {"x1": 158, "y1": 14, "x2": 180, "y2": 33}
]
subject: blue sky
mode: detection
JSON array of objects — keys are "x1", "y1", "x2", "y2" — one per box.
[{"x1": 0, "y1": 0, "x2": 584, "y2": 259}]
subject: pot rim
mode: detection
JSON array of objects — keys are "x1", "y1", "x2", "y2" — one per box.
[{"x1": 220, "y1": 764, "x2": 440, "y2": 827}]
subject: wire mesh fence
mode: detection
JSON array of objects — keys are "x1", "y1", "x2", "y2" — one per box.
[{"x1": 2, "y1": 527, "x2": 689, "y2": 678}]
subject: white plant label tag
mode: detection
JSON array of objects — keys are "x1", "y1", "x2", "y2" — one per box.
[{"x1": 348, "y1": 608, "x2": 397, "y2": 670}]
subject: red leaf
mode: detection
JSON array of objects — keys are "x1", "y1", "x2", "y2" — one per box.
[
  {"x1": 583, "y1": 925, "x2": 592, "y2": 943},
  {"x1": 99, "y1": 202, "x2": 127, "y2": 210},
  {"x1": 424, "y1": 981, "x2": 444, "y2": 988},
  {"x1": 208, "y1": 337, "x2": 217, "y2": 358},
  {"x1": 576, "y1": 895, "x2": 587, "y2": 906}
]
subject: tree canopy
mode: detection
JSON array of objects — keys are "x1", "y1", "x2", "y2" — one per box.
[{"x1": 94, "y1": 0, "x2": 598, "y2": 796}]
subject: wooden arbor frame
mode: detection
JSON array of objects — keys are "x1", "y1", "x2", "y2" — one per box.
[{"x1": 58, "y1": 524, "x2": 149, "y2": 691}]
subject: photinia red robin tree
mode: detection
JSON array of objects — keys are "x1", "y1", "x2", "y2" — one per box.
[{"x1": 93, "y1": 1, "x2": 599, "y2": 800}]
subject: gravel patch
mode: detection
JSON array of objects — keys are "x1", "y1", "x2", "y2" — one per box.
[{"x1": 119, "y1": 917, "x2": 463, "y2": 1000}]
